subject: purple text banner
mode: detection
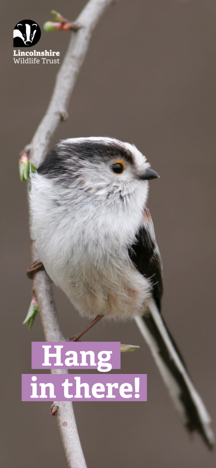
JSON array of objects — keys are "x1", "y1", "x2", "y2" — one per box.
[
  {"x1": 22, "y1": 374, "x2": 147, "y2": 401},
  {"x1": 31, "y1": 342, "x2": 121, "y2": 372}
]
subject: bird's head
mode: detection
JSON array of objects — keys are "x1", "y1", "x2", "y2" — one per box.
[{"x1": 37, "y1": 137, "x2": 159, "y2": 206}]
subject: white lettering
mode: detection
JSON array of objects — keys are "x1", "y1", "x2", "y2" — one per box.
[
  {"x1": 42, "y1": 345, "x2": 63, "y2": 366},
  {"x1": 74, "y1": 377, "x2": 91, "y2": 399},
  {"x1": 106, "y1": 382, "x2": 118, "y2": 398},
  {"x1": 65, "y1": 351, "x2": 79, "y2": 367},
  {"x1": 119, "y1": 383, "x2": 133, "y2": 399},
  {"x1": 39, "y1": 383, "x2": 56, "y2": 399},
  {"x1": 30, "y1": 376, "x2": 38, "y2": 398},
  {"x1": 62, "y1": 378, "x2": 73, "y2": 398},
  {"x1": 92, "y1": 383, "x2": 105, "y2": 398},
  {"x1": 80, "y1": 351, "x2": 96, "y2": 367},
  {"x1": 97, "y1": 351, "x2": 112, "y2": 372}
]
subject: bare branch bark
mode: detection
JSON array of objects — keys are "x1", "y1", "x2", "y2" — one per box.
[{"x1": 27, "y1": 1, "x2": 115, "y2": 467}]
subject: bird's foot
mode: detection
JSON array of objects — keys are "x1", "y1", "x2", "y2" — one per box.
[{"x1": 27, "y1": 260, "x2": 45, "y2": 279}]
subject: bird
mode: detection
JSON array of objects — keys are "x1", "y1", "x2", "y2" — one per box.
[{"x1": 30, "y1": 136, "x2": 214, "y2": 448}]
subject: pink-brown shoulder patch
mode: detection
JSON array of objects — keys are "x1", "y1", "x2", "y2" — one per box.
[{"x1": 143, "y1": 206, "x2": 152, "y2": 224}]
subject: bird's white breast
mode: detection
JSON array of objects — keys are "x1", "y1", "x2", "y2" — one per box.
[{"x1": 30, "y1": 173, "x2": 150, "y2": 320}]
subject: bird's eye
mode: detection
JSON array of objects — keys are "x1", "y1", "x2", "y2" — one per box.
[{"x1": 111, "y1": 161, "x2": 125, "y2": 174}]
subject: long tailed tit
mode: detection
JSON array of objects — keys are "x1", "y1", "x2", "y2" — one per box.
[{"x1": 30, "y1": 137, "x2": 214, "y2": 448}]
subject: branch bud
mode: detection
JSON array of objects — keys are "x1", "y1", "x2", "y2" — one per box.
[
  {"x1": 23, "y1": 295, "x2": 40, "y2": 329},
  {"x1": 19, "y1": 153, "x2": 36, "y2": 181},
  {"x1": 19, "y1": 153, "x2": 29, "y2": 181},
  {"x1": 43, "y1": 21, "x2": 62, "y2": 33},
  {"x1": 51, "y1": 10, "x2": 65, "y2": 23},
  {"x1": 121, "y1": 344, "x2": 140, "y2": 353}
]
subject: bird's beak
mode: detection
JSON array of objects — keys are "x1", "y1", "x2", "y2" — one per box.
[{"x1": 138, "y1": 168, "x2": 159, "y2": 180}]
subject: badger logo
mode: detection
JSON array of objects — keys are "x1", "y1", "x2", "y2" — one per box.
[{"x1": 13, "y1": 20, "x2": 41, "y2": 47}]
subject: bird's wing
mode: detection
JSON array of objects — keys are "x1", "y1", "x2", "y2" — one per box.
[
  {"x1": 128, "y1": 207, "x2": 214, "y2": 449},
  {"x1": 128, "y1": 206, "x2": 163, "y2": 311}
]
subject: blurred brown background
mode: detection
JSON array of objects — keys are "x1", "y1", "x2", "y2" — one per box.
[{"x1": 1, "y1": 0, "x2": 216, "y2": 467}]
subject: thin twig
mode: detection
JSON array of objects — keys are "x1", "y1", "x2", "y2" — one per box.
[{"x1": 27, "y1": 1, "x2": 115, "y2": 467}]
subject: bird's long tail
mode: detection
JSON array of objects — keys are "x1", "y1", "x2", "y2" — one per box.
[{"x1": 135, "y1": 298, "x2": 214, "y2": 449}]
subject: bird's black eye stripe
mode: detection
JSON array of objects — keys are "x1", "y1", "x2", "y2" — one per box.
[{"x1": 111, "y1": 161, "x2": 125, "y2": 174}]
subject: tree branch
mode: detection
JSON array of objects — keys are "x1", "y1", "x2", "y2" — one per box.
[
  {"x1": 27, "y1": 1, "x2": 115, "y2": 467},
  {"x1": 29, "y1": 0, "x2": 115, "y2": 166}
]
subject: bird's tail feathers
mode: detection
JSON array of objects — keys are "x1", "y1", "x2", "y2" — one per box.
[{"x1": 135, "y1": 298, "x2": 214, "y2": 449}]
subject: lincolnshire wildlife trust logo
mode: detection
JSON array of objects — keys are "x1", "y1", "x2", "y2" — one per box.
[
  {"x1": 13, "y1": 19, "x2": 41, "y2": 47},
  {"x1": 13, "y1": 18, "x2": 60, "y2": 65}
]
